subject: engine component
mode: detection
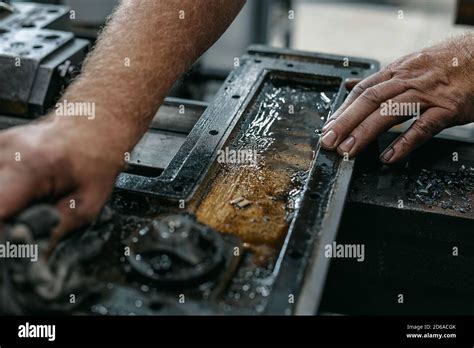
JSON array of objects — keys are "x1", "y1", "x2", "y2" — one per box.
[{"x1": 127, "y1": 215, "x2": 225, "y2": 286}]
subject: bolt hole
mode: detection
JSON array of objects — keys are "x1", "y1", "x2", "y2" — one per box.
[
  {"x1": 232, "y1": 95, "x2": 240, "y2": 99},
  {"x1": 286, "y1": 63, "x2": 294, "y2": 68},
  {"x1": 309, "y1": 192, "x2": 321, "y2": 200},
  {"x1": 209, "y1": 130, "x2": 219, "y2": 136},
  {"x1": 32, "y1": 45, "x2": 43, "y2": 49},
  {"x1": 289, "y1": 249, "x2": 303, "y2": 260},
  {"x1": 44, "y1": 34, "x2": 60, "y2": 41},
  {"x1": 351, "y1": 70, "x2": 359, "y2": 75},
  {"x1": 254, "y1": 59, "x2": 262, "y2": 63}
]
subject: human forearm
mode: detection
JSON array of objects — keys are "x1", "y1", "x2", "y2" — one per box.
[
  {"x1": 0, "y1": 0, "x2": 245, "y2": 233},
  {"x1": 51, "y1": 0, "x2": 245, "y2": 156}
]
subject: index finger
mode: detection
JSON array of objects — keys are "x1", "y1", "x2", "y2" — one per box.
[{"x1": 325, "y1": 68, "x2": 393, "y2": 128}]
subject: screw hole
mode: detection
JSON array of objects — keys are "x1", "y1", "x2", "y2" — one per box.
[
  {"x1": 351, "y1": 70, "x2": 359, "y2": 75},
  {"x1": 309, "y1": 192, "x2": 321, "y2": 200},
  {"x1": 254, "y1": 59, "x2": 262, "y2": 63},
  {"x1": 44, "y1": 34, "x2": 60, "y2": 41},
  {"x1": 209, "y1": 130, "x2": 219, "y2": 136},
  {"x1": 289, "y1": 249, "x2": 304, "y2": 260},
  {"x1": 232, "y1": 95, "x2": 240, "y2": 99},
  {"x1": 286, "y1": 63, "x2": 294, "y2": 68}
]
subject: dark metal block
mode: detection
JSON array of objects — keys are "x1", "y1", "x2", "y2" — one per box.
[
  {"x1": 0, "y1": 3, "x2": 89, "y2": 117},
  {"x1": 0, "y1": 2, "x2": 70, "y2": 31}
]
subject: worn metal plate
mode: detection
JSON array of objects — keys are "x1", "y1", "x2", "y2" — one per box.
[
  {"x1": 116, "y1": 46, "x2": 379, "y2": 314},
  {"x1": 116, "y1": 46, "x2": 378, "y2": 200}
]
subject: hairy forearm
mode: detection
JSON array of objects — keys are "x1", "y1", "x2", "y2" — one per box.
[{"x1": 50, "y1": 0, "x2": 244, "y2": 158}]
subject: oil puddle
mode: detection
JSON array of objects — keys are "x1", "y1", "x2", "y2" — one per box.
[{"x1": 196, "y1": 76, "x2": 339, "y2": 253}]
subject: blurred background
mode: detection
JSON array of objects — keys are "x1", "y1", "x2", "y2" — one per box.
[
  {"x1": 11, "y1": 0, "x2": 472, "y2": 66},
  {"x1": 8, "y1": 0, "x2": 474, "y2": 140}
]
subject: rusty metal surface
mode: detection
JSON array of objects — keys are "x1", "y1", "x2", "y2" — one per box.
[{"x1": 196, "y1": 76, "x2": 338, "y2": 248}]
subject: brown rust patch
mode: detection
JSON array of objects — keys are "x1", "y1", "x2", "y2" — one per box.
[{"x1": 196, "y1": 164, "x2": 300, "y2": 248}]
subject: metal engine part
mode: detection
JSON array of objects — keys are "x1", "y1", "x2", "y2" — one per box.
[{"x1": 127, "y1": 215, "x2": 225, "y2": 286}]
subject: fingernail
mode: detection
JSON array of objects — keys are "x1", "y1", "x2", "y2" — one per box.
[
  {"x1": 321, "y1": 130, "x2": 337, "y2": 148},
  {"x1": 338, "y1": 136, "x2": 355, "y2": 153},
  {"x1": 322, "y1": 119, "x2": 335, "y2": 132},
  {"x1": 381, "y1": 147, "x2": 394, "y2": 162}
]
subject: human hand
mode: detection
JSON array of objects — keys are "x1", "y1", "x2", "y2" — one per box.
[{"x1": 320, "y1": 33, "x2": 474, "y2": 163}]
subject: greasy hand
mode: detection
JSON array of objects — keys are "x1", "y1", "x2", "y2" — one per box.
[
  {"x1": 320, "y1": 33, "x2": 474, "y2": 163},
  {"x1": 0, "y1": 118, "x2": 126, "y2": 238}
]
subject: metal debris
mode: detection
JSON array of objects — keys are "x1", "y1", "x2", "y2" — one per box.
[
  {"x1": 404, "y1": 166, "x2": 474, "y2": 213},
  {"x1": 230, "y1": 196, "x2": 252, "y2": 208}
]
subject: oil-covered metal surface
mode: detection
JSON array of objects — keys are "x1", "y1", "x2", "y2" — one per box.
[{"x1": 196, "y1": 76, "x2": 338, "y2": 249}]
